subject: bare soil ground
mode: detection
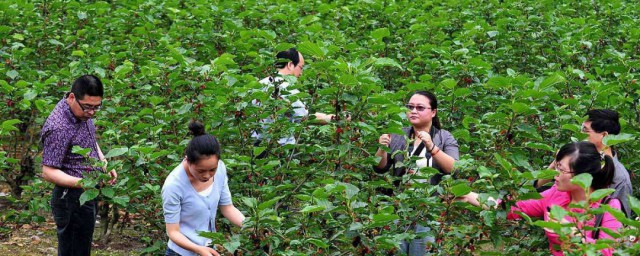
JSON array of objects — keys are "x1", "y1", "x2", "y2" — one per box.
[
  {"x1": 0, "y1": 182, "x2": 147, "y2": 255},
  {"x1": 0, "y1": 220, "x2": 146, "y2": 255}
]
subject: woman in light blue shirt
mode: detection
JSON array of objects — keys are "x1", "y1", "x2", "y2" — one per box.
[{"x1": 162, "y1": 121, "x2": 245, "y2": 256}]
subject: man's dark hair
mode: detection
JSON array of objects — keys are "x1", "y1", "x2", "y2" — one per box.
[
  {"x1": 586, "y1": 109, "x2": 621, "y2": 135},
  {"x1": 274, "y1": 48, "x2": 300, "y2": 69},
  {"x1": 71, "y1": 75, "x2": 104, "y2": 100}
]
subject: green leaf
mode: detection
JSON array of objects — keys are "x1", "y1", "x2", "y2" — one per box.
[
  {"x1": 23, "y1": 89, "x2": 37, "y2": 101},
  {"x1": 306, "y1": 238, "x2": 329, "y2": 248},
  {"x1": 253, "y1": 147, "x2": 266, "y2": 157},
  {"x1": 571, "y1": 173, "x2": 593, "y2": 191},
  {"x1": 548, "y1": 205, "x2": 567, "y2": 221},
  {"x1": 589, "y1": 189, "x2": 615, "y2": 202},
  {"x1": 485, "y1": 76, "x2": 511, "y2": 89},
  {"x1": 242, "y1": 197, "x2": 258, "y2": 209},
  {"x1": 537, "y1": 74, "x2": 565, "y2": 90},
  {"x1": 79, "y1": 189, "x2": 99, "y2": 206},
  {"x1": 6, "y1": 70, "x2": 19, "y2": 80},
  {"x1": 525, "y1": 142, "x2": 554, "y2": 152},
  {"x1": 629, "y1": 196, "x2": 640, "y2": 216},
  {"x1": 257, "y1": 196, "x2": 284, "y2": 210},
  {"x1": 342, "y1": 182, "x2": 360, "y2": 199},
  {"x1": 602, "y1": 133, "x2": 635, "y2": 147},
  {"x1": 450, "y1": 183, "x2": 472, "y2": 197},
  {"x1": 533, "y1": 220, "x2": 561, "y2": 230},
  {"x1": 349, "y1": 222, "x2": 364, "y2": 231},
  {"x1": 105, "y1": 147, "x2": 128, "y2": 158},
  {"x1": 440, "y1": 78, "x2": 457, "y2": 89},
  {"x1": 224, "y1": 234, "x2": 242, "y2": 253},
  {"x1": 487, "y1": 31, "x2": 499, "y2": 38},
  {"x1": 477, "y1": 166, "x2": 494, "y2": 179},
  {"x1": 77, "y1": 11, "x2": 87, "y2": 20},
  {"x1": 298, "y1": 42, "x2": 325, "y2": 58},
  {"x1": 511, "y1": 102, "x2": 533, "y2": 114},
  {"x1": 453, "y1": 48, "x2": 469, "y2": 56},
  {"x1": 371, "y1": 28, "x2": 390, "y2": 39},
  {"x1": 373, "y1": 58, "x2": 402, "y2": 69},
  {"x1": 299, "y1": 15, "x2": 320, "y2": 26},
  {"x1": 300, "y1": 205, "x2": 325, "y2": 213},
  {"x1": 71, "y1": 146, "x2": 92, "y2": 156},
  {"x1": 113, "y1": 196, "x2": 130, "y2": 206},
  {"x1": 1, "y1": 119, "x2": 21, "y2": 132},
  {"x1": 12, "y1": 34, "x2": 24, "y2": 40},
  {"x1": 72, "y1": 50, "x2": 85, "y2": 57},
  {"x1": 48, "y1": 39, "x2": 64, "y2": 46},
  {"x1": 101, "y1": 187, "x2": 115, "y2": 198},
  {"x1": 371, "y1": 213, "x2": 399, "y2": 224}
]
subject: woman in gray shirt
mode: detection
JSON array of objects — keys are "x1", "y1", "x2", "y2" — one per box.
[
  {"x1": 162, "y1": 121, "x2": 245, "y2": 256},
  {"x1": 374, "y1": 91, "x2": 459, "y2": 255}
]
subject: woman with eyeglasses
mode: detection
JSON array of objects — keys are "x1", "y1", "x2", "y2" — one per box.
[
  {"x1": 460, "y1": 141, "x2": 622, "y2": 256},
  {"x1": 373, "y1": 91, "x2": 459, "y2": 255},
  {"x1": 162, "y1": 121, "x2": 245, "y2": 256}
]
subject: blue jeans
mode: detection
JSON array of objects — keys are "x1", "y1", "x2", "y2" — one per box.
[
  {"x1": 399, "y1": 224, "x2": 435, "y2": 256},
  {"x1": 51, "y1": 186, "x2": 96, "y2": 256}
]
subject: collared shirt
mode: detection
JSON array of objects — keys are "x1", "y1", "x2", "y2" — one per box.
[{"x1": 41, "y1": 98, "x2": 99, "y2": 178}]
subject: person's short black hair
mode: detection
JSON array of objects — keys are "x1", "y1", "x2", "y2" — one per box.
[
  {"x1": 185, "y1": 120, "x2": 221, "y2": 163},
  {"x1": 555, "y1": 141, "x2": 615, "y2": 190},
  {"x1": 274, "y1": 48, "x2": 300, "y2": 69},
  {"x1": 586, "y1": 109, "x2": 620, "y2": 135},
  {"x1": 71, "y1": 75, "x2": 104, "y2": 100}
]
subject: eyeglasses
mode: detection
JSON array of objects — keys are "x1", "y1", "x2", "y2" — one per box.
[
  {"x1": 581, "y1": 124, "x2": 593, "y2": 134},
  {"x1": 555, "y1": 165, "x2": 574, "y2": 174},
  {"x1": 75, "y1": 98, "x2": 102, "y2": 113},
  {"x1": 405, "y1": 104, "x2": 431, "y2": 112}
]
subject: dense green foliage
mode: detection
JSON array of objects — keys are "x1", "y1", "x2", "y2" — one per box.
[{"x1": 1, "y1": 0, "x2": 639, "y2": 254}]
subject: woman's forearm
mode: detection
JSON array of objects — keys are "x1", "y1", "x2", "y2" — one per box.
[{"x1": 220, "y1": 205, "x2": 245, "y2": 228}]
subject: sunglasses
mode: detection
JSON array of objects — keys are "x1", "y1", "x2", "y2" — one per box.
[{"x1": 405, "y1": 104, "x2": 431, "y2": 112}]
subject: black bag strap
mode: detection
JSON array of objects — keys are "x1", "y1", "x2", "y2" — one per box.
[
  {"x1": 593, "y1": 196, "x2": 614, "y2": 240},
  {"x1": 407, "y1": 126, "x2": 435, "y2": 157}
]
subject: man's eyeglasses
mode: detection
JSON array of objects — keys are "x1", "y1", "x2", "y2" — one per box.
[
  {"x1": 580, "y1": 124, "x2": 593, "y2": 133},
  {"x1": 405, "y1": 104, "x2": 431, "y2": 112},
  {"x1": 75, "y1": 98, "x2": 102, "y2": 112}
]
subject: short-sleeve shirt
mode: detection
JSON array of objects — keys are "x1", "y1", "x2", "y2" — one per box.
[
  {"x1": 161, "y1": 160, "x2": 233, "y2": 256},
  {"x1": 41, "y1": 98, "x2": 100, "y2": 178}
]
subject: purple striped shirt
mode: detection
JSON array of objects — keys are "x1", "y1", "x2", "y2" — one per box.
[{"x1": 41, "y1": 98, "x2": 99, "y2": 178}]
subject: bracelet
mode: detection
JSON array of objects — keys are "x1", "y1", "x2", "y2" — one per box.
[
  {"x1": 431, "y1": 147, "x2": 440, "y2": 156},
  {"x1": 429, "y1": 143, "x2": 436, "y2": 152}
]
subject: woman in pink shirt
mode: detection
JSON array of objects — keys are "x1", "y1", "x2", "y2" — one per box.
[{"x1": 461, "y1": 141, "x2": 622, "y2": 255}]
